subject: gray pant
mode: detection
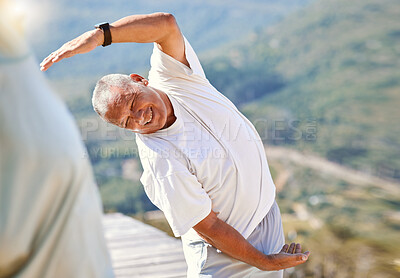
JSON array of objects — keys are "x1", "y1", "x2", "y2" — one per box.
[{"x1": 182, "y1": 201, "x2": 285, "y2": 277}]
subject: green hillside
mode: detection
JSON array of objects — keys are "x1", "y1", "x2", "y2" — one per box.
[
  {"x1": 267, "y1": 147, "x2": 400, "y2": 277},
  {"x1": 204, "y1": 0, "x2": 400, "y2": 182}
]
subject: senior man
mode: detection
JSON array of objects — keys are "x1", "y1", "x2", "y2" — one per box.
[{"x1": 41, "y1": 13, "x2": 310, "y2": 277}]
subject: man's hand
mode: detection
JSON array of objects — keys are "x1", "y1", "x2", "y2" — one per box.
[
  {"x1": 194, "y1": 210, "x2": 310, "y2": 272},
  {"x1": 263, "y1": 243, "x2": 310, "y2": 271},
  {"x1": 40, "y1": 29, "x2": 103, "y2": 71}
]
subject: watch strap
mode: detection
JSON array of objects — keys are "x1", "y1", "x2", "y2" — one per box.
[{"x1": 95, "y1": 22, "x2": 112, "y2": 47}]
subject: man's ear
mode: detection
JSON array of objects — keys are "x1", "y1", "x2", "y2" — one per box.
[{"x1": 130, "y1": 74, "x2": 148, "y2": 86}]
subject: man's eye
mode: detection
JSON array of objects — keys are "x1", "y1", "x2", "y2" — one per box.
[{"x1": 131, "y1": 95, "x2": 136, "y2": 110}]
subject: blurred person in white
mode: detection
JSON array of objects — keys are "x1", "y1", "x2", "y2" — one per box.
[
  {"x1": 41, "y1": 12, "x2": 310, "y2": 277},
  {"x1": 0, "y1": 1, "x2": 113, "y2": 277}
]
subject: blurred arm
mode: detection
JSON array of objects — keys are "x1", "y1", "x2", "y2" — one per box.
[
  {"x1": 40, "y1": 13, "x2": 188, "y2": 71},
  {"x1": 193, "y1": 210, "x2": 310, "y2": 271}
]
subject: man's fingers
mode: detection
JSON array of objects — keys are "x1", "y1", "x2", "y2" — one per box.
[
  {"x1": 300, "y1": 251, "x2": 310, "y2": 261},
  {"x1": 51, "y1": 55, "x2": 59, "y2": 62},
  {"x1": 40, "y1": 52, "x2": 58, "y2": 71},
  {"x1": 52, "y1": 54, "x2": 63, "y2": 63},
  {"x1": 40, "y1": 44, "x2": 77, "y2": 71},
  {"x1": 280, "y1": 244, "x2": 289, "y2": 253},
  {"x1": 43, "y1": 51, "x2": 59, "y2": 63},
  {"x1": 295, "y1": 243, "x2": 301, "y2": 253},
  {"x1": 40, "y1": 58, "x2": 55, "y2": 71},
  {"x1": 51, "y1": 50, "x2": 65, "y2": 62},
  {"x1": 54, "y1": 49, "x2": 74, "y2": 61},
  {"x1": 286, "y1": 252, "x2": 310, "y2": 265},
  {"x1": 266, "y1": 250, "x2": 311, "y2": 271},
  {"x1": 40, "y1": 55, "x2": 54, "y2": 67},
  {"x1": 40, "y1": 59, "x2": 53, "y2": 71},
  {"x1": 40, "y1": 30, "x2": 100, "y2": 71},
  {"x1": 296, "y1": 251, "x2": 310, "y2": 262},
  {"x1": 288, "y1": 243, "x2": 296, "y2": 254},
  {"x1": 40, "y1": 48, "x2": 70, "y2": 71}
]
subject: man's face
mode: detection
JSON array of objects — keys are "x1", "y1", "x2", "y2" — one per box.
[{"x1": 104, "y1": 75, "x2": 170, "y2": 134}]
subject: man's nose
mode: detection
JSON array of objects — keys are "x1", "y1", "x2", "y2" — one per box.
[{"x1": 130, "y1": 109, "x2": 145, "y2": 125}]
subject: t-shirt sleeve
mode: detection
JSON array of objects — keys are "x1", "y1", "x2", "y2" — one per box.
[
  {"x1": 148, "y1": 36, "x2": 206, "y2": 83},
  {"x1": 140, "y1": 169, "x2": 212, "y2": 237}
]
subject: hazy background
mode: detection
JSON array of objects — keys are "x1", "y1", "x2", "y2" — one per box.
[{"x1": 18, "y1": 0, "x2": 400, "y2": 277}]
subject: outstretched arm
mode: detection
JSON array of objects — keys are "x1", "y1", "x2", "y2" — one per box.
[
  {"x1": 40, "y1": 13, "x2": 188, "y2": 71},
  {"x1": 193, "y1": 210, "x2": 310, "y2": 271}
]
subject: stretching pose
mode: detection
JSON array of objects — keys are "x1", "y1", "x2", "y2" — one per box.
[{"x1": 41, "y1": 13, "x2": 310, "y2": 277}]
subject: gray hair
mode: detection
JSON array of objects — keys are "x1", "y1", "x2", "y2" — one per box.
[{"x1": 92, "y1": 74, "x2": 133, "y2": 119}]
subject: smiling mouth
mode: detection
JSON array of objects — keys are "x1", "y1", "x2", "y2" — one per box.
[{"x1": 144, "y1": 107, "x2": 153, "y2": 125}]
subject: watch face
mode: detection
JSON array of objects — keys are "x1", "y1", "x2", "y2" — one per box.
[{"x1": 95, "y1": 22, "x2": 108, "y2": 29}]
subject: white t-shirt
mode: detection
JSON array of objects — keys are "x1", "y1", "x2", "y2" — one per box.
[{"x1": 137, "y1": 37, "x2": 276, "y2": 239}]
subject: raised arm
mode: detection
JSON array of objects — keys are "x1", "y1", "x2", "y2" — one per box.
[
  {"x1": 40, "y1": 13, "x2": 188, "y2": 71},
  {"x1": 193, "y1": 210, "x2": 310, "y2": 271}
]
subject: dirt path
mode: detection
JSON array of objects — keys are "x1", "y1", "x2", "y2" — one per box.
[{"x1": 265, "y1": 146, "x2": 400, "y2": 195}]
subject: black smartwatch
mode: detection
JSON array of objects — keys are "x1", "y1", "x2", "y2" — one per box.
[{"x1": 95, "y1": 22, "x2": 112, "y2": 47}]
